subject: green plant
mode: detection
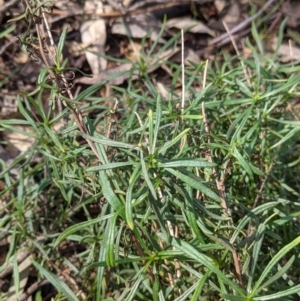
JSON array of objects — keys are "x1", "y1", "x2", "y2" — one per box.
[{"x1": 1, "y1": 1, "x2": 300, "y2": 301}]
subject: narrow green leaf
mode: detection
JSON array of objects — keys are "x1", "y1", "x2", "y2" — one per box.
[
  {"x1": 184, "y1": 186, "x2": 205, "y2": 244},
  {"x1": 37, "y1": 66, "x2": 54, "y2": 86},
  {"x1": 165, "y1": 168, "x2": 221, "y2": 203},
  {"x1": 0, "y1": 25, "x2": 15, "y2": 38},
  {"x1": 0, "y1": 228, "x2": 17, "y2": 274},
  {"x1": 247, "y1": 223, "x2": 265, "y2": 292},
  {"x1": 170, "y1": 237, "x2": 244, "y2": 296},
  {"x1": 148, "y1": 15, "x2": 167, "y2": 57},
  {"x1": 81, "y1": 132, "x2": 138, "y2": 150},
  {"x1": 86, "y1": 161, "x2": 137, "y2": 172},
  {"x1": 271, "y1": 127, "x2": 300, "y2": 149},
  {"x1": 191, "y1": 271, "x2": 210, "y2": 301},
  {"x1": 22, "y1": 92, "x2": 45, "y2": 119},
  {"x1": 153, "y1": 274, "x2": 160, "y2": 301},
  {"x1": 88, "y1": 256, "x2": 148, "y2": 269},
  {"x1": 44, "y1": 125, "x2": 65, "y2": 152},
  {"x1": 33, "y1": 261, "x2": 80, "y2": 301},
  {"x1": 235, "y1": 79, "x2": 252, "y2": 97},
  {"x1": 54, "y1": 214, "x2": 114, "y2": 247},
  {"x1": 0, "y1": 124, "x2": 36, "y2": 139},
  {"x1": 148, "y1": 109, "x2": 154, "y2": 153},
  {"x1": 181, "y1": 114, "x2": 203, "y2": 120},
  {"x1": 75, "y1": 81, "x2": 108, "y2": 102},
  {"x1": 249, "y1": 162, "x2": 264, "y2": 176},
  {"x1": 95, "y1": 246, "x2": 106, "y2": 300},
  {"x1": 56, "y1": 27, "x2": 68, "y2": 67},
  {"x1": 158, "y1": 159, "x2": 216, "y2": 168},
  {"x1": 252, "y1": 284, "x2": 300, "y2": 301},
  {"x1": 50, "y1": 157, "x2": 68, "y2": 200},
  {"x1": 205, "y1": 98, "x2": 252, "y2": 108},
  {"x1": 13, "y1": 256, "x2": 20, "y2": 298},
  {"x1": 158, "y1": 128, "x2": 190, "y2": 155},
  {"x1": 0, "y1": 119, "x2": 31, "y2": 125},
  {"x1": 227, "y1": 111, "x2": 247, "y2": 141},
  {"x1": 245, "y1": 40, "x2": 261, "y2": 92},
  {"x1": 173, "y1": 280, "x2": 202, "y2": 301},
  {"x1": 17, "y1": 96, "x2": 39, "y2": 131},
  {"x1": 232, "y1": 105, "x2": 253, "y2": 142},
  {"x1": 126, "y1": 165, "x2": 141, "y2": 230},
  {"x1": 105, "y1": 213, "x2": 118, "y2": 267},
  {"x1": 140, "y1": 152, "x2": 157, "y2": 199},
  {"x1": 17, "y1": 170, "x2": 24, "y2": 210},
  {"x1": 64, "y1": 67, "x2": 93, "y2": 78},
  {"x1": 267, "y1": 118, "x2": 300, "y2": 126},
  {"x1": 220, "y1": 295, "x2": 249, "y2": 301},
  {"x1": 149, "y1": 194, "x2": 169, "y2": 238},
  {"x1": 7, "y1": 13, "x2": 27, "y2": 22},
  {"x1": 230, "y1": 200, "x2": 289, "y2": 244},
  {"x1": 261, "y1": 74, "x2": 300, "y2": 99},
  {"x1": 251, "y1": 22, "x2": 264, "y2": 56},
  {"x1": 124, "y1": 264, "x2": 150, "y2": 301},
  {"x1": 152, "y1": 96, "x2": 162, "y2": 154},
  {"x1": 258, "y1": 255, "x2": 295, "y2": 292},
  {"x1": 185, "y1": 62, "x2": 204, "y2": 92},
  {"x1": 99, "y1": 170, "x2": 123, "y2": 212},
  {"x1": 271, "y1": 18, "x2": 288, "y2": 62},
  {"x1": 251, "y1": 236, "x2": 300, "y2": 296},
  {"x1": 233, "y1": 147, "x2": 253, "y2": 178}
]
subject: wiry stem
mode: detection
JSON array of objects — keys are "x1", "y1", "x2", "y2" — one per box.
[{"x1": 29, "y1": 4, "x2": 103, "y2": 163}]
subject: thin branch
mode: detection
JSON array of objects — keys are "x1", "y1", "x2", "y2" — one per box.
[
  {"x1": 181, "y1": 29, "x2": 185, "y2": 114},
  {"x1": 32, "y1": 7, "x2": 103, "y2": 163},
  {"x1": 201, "y1": 101, "x2": 243, "y2": 287},
  {"x1": 20, "y1": 280, "x2": 50, "y2": 301},
  {"x1": 0, "y1": 0, "x2": 18, "y2": 12},
  {"x1": 210, "y1": 0, "x2": 277, "y2": 46},
  {"x1": 223, "y1": 21, "x2": 252, "y2": 87}
]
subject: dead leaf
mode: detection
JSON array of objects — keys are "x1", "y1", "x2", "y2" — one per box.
[
  {"x1": 6, "y1": 254, "x2": 32, "y2": 301},
  {"x1": 54, "y1": 0, "x2": 81, "y2": 13},
  {"x1": 3, "y1": 126, "x2": 35, "y2": 156},
  {"x1": 222, "y1": 1, "x2": 241, "y2": 25},
  {"x1": 166, "y1": 16, "x2": 215, "y2": 37},
  {"x1": 214, "y1": 0, "x2": 226, "y2": 14},
  {"x1": 282, "y1": 1, "x2": 300, "y2": 28},
  {"x1": 75, "y1": 47, "x2": 180, "y2": 86},
  {"x1": 156, "y1": 82, "x2": 170, "y2": 100},
  {"x1": 13, "y1": 52, "x2": 28, "y2": 64},
  {"x1": 123, "y1": 0, "x2": 134, "y2": 7},
  {"x1": 80, "y1": 1, "x2": 107, "y2": 75},
  {"x1": 272, "y1": 37, "x2": 300, "y2": 62},
  {"x1": 111, "y1": 14, "x2": 165, "y2": 42},
  {"x1": 0, "y1": 0, "x2": 3, "y2": 23},
  {"x1": 67, "y1": 41, "x2": 84, "y2": 57},
  {"x1": 171, "y1": 48, "x2": 200, "y2": 66}
]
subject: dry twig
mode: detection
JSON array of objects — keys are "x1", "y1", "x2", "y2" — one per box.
[{"x1": 22, "y1": 1, "x2": 103, "y2": 163}]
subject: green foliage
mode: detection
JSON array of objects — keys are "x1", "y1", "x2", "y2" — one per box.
[{"x1": 1, "y1": 4, "x2": 300, "y2": 301}]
